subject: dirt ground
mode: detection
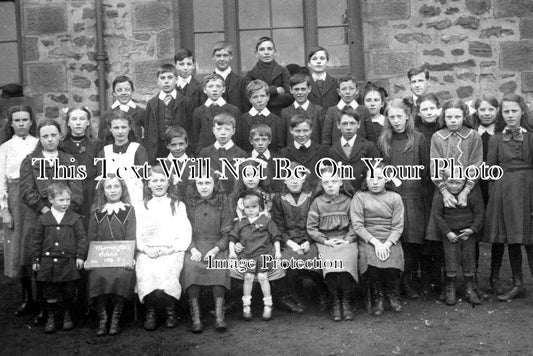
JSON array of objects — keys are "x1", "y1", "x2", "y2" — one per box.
[{"x1": 2, "y1": 244, "x2": 533, "y2": 356}]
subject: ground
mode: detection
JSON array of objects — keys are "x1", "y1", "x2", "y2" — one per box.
[{"x1": 1, "y1": 244, "x2": 533, "y2": 356}]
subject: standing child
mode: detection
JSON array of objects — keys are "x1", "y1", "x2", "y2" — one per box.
[
  {"x1": 175, "y1": 49, "x2": 203, "y2": 110},
  {"x1": 229, "y1": 190, "x2": 282, "y2": 321},
  {"x1": 32, "y1": 183, "x2": 87, "y2": 333},
  {"x1": 158, "y1": 126, "x2": 192, "y2": 200},
  {"x1": 144, "y1": 63, "x2": 193, "y2": 165},
  {"x1": 351, "y1": 165, "x2": 405, "y2": 315},
  {"x1": 246, "y1": 36, "x2": 293, "y2": 116},
  {"x1": 307, "y1": 46, "x2": 340, "y2": 111},
  {"x1": 415, "y1": 93, "x2": 440, "y2": 142},
  {"x1": 248, "y1": 124, "x2": 283, "y2": 193},
  {"x1": 87, "y1": 176, "x2": 136, "y2": 336},
  {"x1": 307, "y1": 168, "x2": 358, "y2": 322},
  {"x1": 361, "y1": 82, "x2": 387, "y2": 144}
]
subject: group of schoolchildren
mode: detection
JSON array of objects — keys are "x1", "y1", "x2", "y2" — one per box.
[{"x1": 2, "y1": 36, "x2": 533, "y2": 337}]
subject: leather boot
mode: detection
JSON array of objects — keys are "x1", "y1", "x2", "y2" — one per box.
[
  {"x1": 402, "y1": 273, "x2": 419, "y2": 299},
  {"x1": 143, "y1": 303, "x2": 157, "y2": 331},
  {"x1": 489, "y1": 273, "x2": 504, "y2": 296},
  {"x1": 318, "y1": 289, "x2": 329, "y2": 312},
  {"x1": 465, "y1": 276, "x2": 481, "y2": 305},
  {"x1": 44, "y1": 302, "x2": 57, "y2": 334},
  {"x1": 96, "y1": 298, "x2": 108, "y2": 336},
  {"x1": 189, "y1": 298, "x2": 203, "y2": 332},
  {"x1": 108, "y1": 300, "x2": 124, "y2": 335},
  {"x1": 331, "y1": 293, "x2": 341, "y2": 322},
  {"x1": 475, "y1": 274, "x2": 489, "y2": 300},
  {"x1": 15, "y1": 278, "x2": 36, "y2": 316},
  {"x1": 498, "y1": 275, "x2": 523, "y2": 301},
  {"x1": 62, "y1": 299, "x2": 74, "y2": 331},
  {"x1": 372, "y1": 284, "x2": 385, "y2": 316},
  {"x1": 445, "y1": 277, "x2": 457, "y2": 306},
  {"x1": 214, "y1": 298, "x2": 227, "y2": 331},
  {"x1": 166, "y1": 304, "x2": 177, "y2": 328},
  {"x1": 342, "y1": 297, "x2": 354, "y2": 321},
  {"x1": 387, "y1": 278, "x2": 402, "y2": 313},
  {"x1": 280, "y1": 294, "x2": 304, "y2": 314}
]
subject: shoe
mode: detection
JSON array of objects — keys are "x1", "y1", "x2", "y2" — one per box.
[
  {"x1": 465, "y1": 277, "x2": 481, "y2": 306},
  {"x1": 280, "y1": 295, "x2": 304, "y2": 314},
  {"x1": 214, "y1": 298, "x2": 227, "y2": 331},
  {"x1": 372, "y1": 290, "x2": 385, "y2": 316},
  {"x1": 318, "y1": 290, "x2": 329, "y2": 312},
  {"x1": 62, "y1": 300, "x2": 74, "y2": 331},
  {"x1": 108, "y1": 301, "x2": 124, "y2": 335},
  {"x1": 143, "y1": 305, "x2": 157, "y2": 331},
  {"x1": 331, "y1": 296, "x2": 342, "y2": 322},
  {"x1": 262, "y1": 296, "x2": 273, "y2": 321},
  {"x1": 445, "y1": 277, "x2": 457, "y2": 306},
  {"x1": 402, "y1": 273, "x2": 419, "y2": 299},
  {"x1": 498, "y1": 276, "x2": 523, "y2": 301},
  {"x1": 34, "y1": 308, "x2": 47, "y2": 326},
  {"x1": 242, "y1": 305, "x2": 252, "y2": 321},
  {"x1": 96, "y1": 300, "x2": 108, "y2": 337},
  {"x1": 166, "y1": 305, "x2": 177, "y2": 328},
  {"x1": 489, "y1": 276, "x2": 504, "y2": 296},
  {"x1": 189, "y1": 298, "x2": 203, "y2": 332},
  {"x1": 388, "y1": 278, "x2": 402, "y2": 313},
  {"x1": 342, "y1": 298, "x2": 354, "y2": 321},
  {"x1": 44, "y1": 303, "x2": 56, "y2": 334},
  {"x1": 15, "y1": 278, "x2": 36, "y2": 316}
]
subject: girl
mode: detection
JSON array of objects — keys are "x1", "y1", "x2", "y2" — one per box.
[
  {"x1": 307, "y1": 168, "x2": 357, "y2": 322},
  {"x1": 361, "y1": 82, "x2": 387, "y2": 144},
  {"x1": 271, "y1": 162, "x2": 329, "y2": 313},
  {"x1": 135, "y1": 166, "x2": 191, "y2": 330},
  {"x1": 0, "y1": 106, "x2": 38, "y2": 315},
  {"x1": 246, "y1": 36, "x2": 293, "y2": 116},
  {"x1": 378, "y1": 98, "x2": 429, "y2": 300},
  {"x1": 182, "y1": 172, "x2": 233, "y2": 333},
  {"x1": 20, "y1": 119, "x2": 83, "y2": 325},
  {"x1": 97, "y1": 110, "x2": 148, "y2": 206},
  {"x1": 229, "y1": 190, "x2": 282, "y2": 321},
  {"x1": 351, "y1": 165, "x2": 405, "y2": 315},
  {"x1": 415, "y1": 93, "x2": 440, "y2": 142},
  {"x1": 87, "y1": 175, "x2": 136, "y2": 336},
  {"x1": 483, "y1": 93, "x2": 533, "y2": 301}
]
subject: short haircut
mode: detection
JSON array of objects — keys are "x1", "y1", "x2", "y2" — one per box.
[
  {"x1": 112, "y1": 75, "x2": 134, "y2": 91},
  {"x1": 255, "y1": 36, "x2": 275, "y2": 51},
  {"x1": 48, "y1": 182, "x2": 72, "y2": 199},
  {"x1": 246, "y1": 80, "x2": 269, "y2": 98},
  {"x1": 164, "y1": 125, "x2": 188, "y2": 145},
  {"x1": 290, "y1": 73, "x2": 311, "y2": 88},
  {"x1": 213, "y1": 112, "x2": 236, "y2": 128},
  {"x1": 249, "y1": 124, "x2": 272, "y2": 139},
  {"x1": 174, "y1": 48, "x2": 195, "y2": 63},
  {"x1": 289, "y1": 113, "x2": 312, "y2": 129},
  {"x1": 107, "y1": 110, "x2": 132, "y2": 129},
  {"x1": 308, "y1": 46, "x2": 330, "y2": 61},
  {"x1": 212, "y1": 41, "x2": 233, "y2": 56},
  {"x1": 407, "y1": 66, "x2": 429, "y2": 81},
  {"x1": 338, "y1": 107, "x2": 360, "y2": 124},
  {"x1": 337, "y1": 74, "x2": 358, "y2": 89},
  {"x1": 157, "y1": 63, "x2": 177, "y2": 77},
  {"x1": 202, "y1": 73, "x2": 225, "y2": 88}
]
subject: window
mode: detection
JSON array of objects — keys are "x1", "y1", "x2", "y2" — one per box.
[{"x1": 0, "y1": 0, "x2": 21, "y2": 85}]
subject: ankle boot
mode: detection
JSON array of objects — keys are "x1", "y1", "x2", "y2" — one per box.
[
  {"x1": 489, "y1": 274, "x2": 504, "y2": 295},
  {"x1": 387, "y1": 278, "x2": 402, "y2": 313},
  {"x1": 242, "y1": 296, "x2": 252, "y2": 321},
  {"x1": 44, "y1": 302, "x2": 57, "y2": 334},
  {"x1": 465, "y1": 276, "x2": 481, "y2": 305},
  {"x1": 189, "y1": 298, "x2": 203, "y2": 332},
  {"x1": 262, "y1": 296, "x2": 273, "y2": 321},
  {"x1": 402, "y1": 273, "x2": 419, "y2": 299},
  {"x1": 280, "y1": 294, "x2": 304, "y2": 313},
  {"x1": 331, "y1": 293, "x2": 341, "y2": 322},
  {"x1": 214, "y1": 298, "x2": 227, "y2": 331},
  {"x1": 15, "y1": 278, "x2": 36, "y2": 316},
  {"x1": 498, "y1": 275, "x2": 523, "y2": 301},
  {"x1": 318, "y1": 290, "x2": 329, "y2": 312},
  {"x1": 108, "y1": 301, "x2": 124, "y2": 335},
  {"x1": 62, "y1": 299, "x2": 74, "y2": 331},
  {"x1": 372, "y1": 287, "x2": 385, "y2": 316},
  {"x1": 445, "y1": 277, "x2": 457, "y2": 306},
  {"x1": 342, "y1": 297, "x2": 354, "y2": 321},
  {"x1": 96, "y1": 299, "x2": 108, "y2": 336},
  {"x1": 166, "y1": 304, "x2": 177, "y2": 328},
  {"x1": 474, "y1": 274, "x2": 489, "y2": 300},
  {"x1": 143, "y1": 303, "x2": 157, "y2": 331}
]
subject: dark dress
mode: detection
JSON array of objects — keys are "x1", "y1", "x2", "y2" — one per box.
[
  {"x1": 87, "y1": 205, "x2": 136, "y2": 300},
  {"x1": 415, "y1": 120, "x2": 439, "y2": 223}
]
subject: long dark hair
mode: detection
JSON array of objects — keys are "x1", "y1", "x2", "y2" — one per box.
[
  {"x1": 438, "y1": 99, "x2": 474, "y2": 130},
  {"x1": 186, "y1": 170, "x2": 226, "y2": 210},
  {"x1": 378, "y1": 98, "x2": 416, "y2": 159},
  {"x1": 31, "y1": 119, "x2": 62, "y2": 154},
  {"x1": 92, "y1": 174, "x2": 131, "y2": 212},
  {"x1": 143, "y1": 165, "x2": 181, "y2": 215},
  {"x1": 414, "y1": 93, "x2": 440, "y2": 127},
  {"x1": 2, "y1": 105, "x2": 37, "y2": 142},
  {"x1": 494, "y1": 93, "x2": 533, "y2": 133}
]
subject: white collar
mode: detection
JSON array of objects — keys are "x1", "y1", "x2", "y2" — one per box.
[
  {"x1": 249, "y1": 107, "x2": 271, "y2": 116},
  {"x1": 177, "y1": 76, "x2": 192, "y2": 88},
  {"x1": 478, "y1": 124, "x2": 495, "y2": 136},
  {"x1": 13, "y1": 134, "x2": 36, "y2": 143},
  {"x1": 111, "y1": 100, "x2": 137, "y2": 112},
  {"x1": 166, "y1": 152, "x2": 188, "y2": 162},
  {"x1": 312, "y1": 72, "x2": 327, "y2": 81},
  {"x1": 214, "y1": 140, "x2": 235, "y2": 150},
  {"x1": 252, "y1": 150, "x2": 271, "y2": 160},
  {"x1": 51, "y1": 208, "x2": 65, "y2": 224},
  {"x1": 412, "y1": 94, "x2": 418, "y2": 103},
  {"x1": 337, "y1": 100, "x2": 358, "y2": 110},
  {"x1": 293, "y1": 100, "x2": 309, "y2": 110},
  {"x1": 101, "y1": 201, "x2": 127, "y2": 215},
  {"x1": 341, "y1": 135, "x2": 357, "y2": 147},
  {"x1": 371, "y1": 114, "x2": 385, "y2": 126},
  {"x1": 42, "y1": 150, "x2": 58, "y2": 162},
  {"x1": 159, "y1": 89, "x2": 177, "y2": 101},
  {"x1": 247, "y1": 215, "x2": 260, "y2": 224},
  {"x1": 294, "y1": 140, "x2": 311, "y2": 149},
  {"x1": 215, "y1": 67, "x2": 232, "y2": 80},
  {"x1": 204, "y1": 97, "x2": 227, "y2": 107}
]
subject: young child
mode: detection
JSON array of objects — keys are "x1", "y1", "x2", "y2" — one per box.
[
  {"x1": 198, "y1": 112, "x2": 247, "y2": 193},
  {"x1": 246, "y1": 36, "x2": 293, "y2": 116},
  {"x1": 229, "y1": 190, "x2": 282, "y2": 321},
  {"x1": 135, "y1": 166, "x2": 191, "y2": 330},
  {"x1": 407, "y1": 66, "x2": 430, "y2": 110},
  {"x1": 191, "y1": 73, "x2": 241, "y2": 154},
  {"x1": 87, "y1": 175, "x2": 136, "y2": 336},
  {"x1": 281, "y1": 73, "x2": 325, "y2": 144},
  {"x1": 212, "y1": 41, "x2": 250, "y2": 113},
  {"x1": 158, "y1": 126, "x2": 192, "y2": 200},
  {"x1": 307, "y1": 46, "x2": 340, "y2": 110},
  {"x1": 32, "y1": 182, "x2": 87, "y2": 333},
  {"x1": 377, "y1": 99, "x2": 429, "y2": 299},
  {"x1": 483, "y1": 94, "x2": 533, "y2": 301},
  {"x1": 351, "y1": 164, "x2": 405, "y2": 315},
  {"x1": 175, "y1": 48, "x2": 203, "y2": 109},
  {"x1": 433, "y1": 172, "x2": 484, "y2": 306},
  {"x1": 238, "y1": 80, "x2": 286, "y2": 152},
  {"x1": 144, "y1": 63, "x2": 193, "y2": 165},
  {"x1": 99, "y1": 76, "x2": 144, "y2": 145},
  {"x1": 328, "y1": 107, "x2": 380, "y2": 191},
  {"x1": 0, "y1": 106, "x2": 38, "y2": 315},
  {"x1": 361, "y1": 82, "x2": 387, "y2": 144},
  {"x1": 307, "y1": 168, "x2": 358, "y2": 322},
  {"x1": 322, "y1": 75, "x2": 373, "y2": 145},
  {"x1": 248, "y1": 124, "x2": 282, "y2": 193},
  {"x1": 182, "y1": 171, "x2": 233, "y2": 332}
]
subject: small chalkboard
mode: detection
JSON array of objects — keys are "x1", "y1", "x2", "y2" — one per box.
[{"x1": 84, "y1": 241, "x2": 136, "y2": 268}]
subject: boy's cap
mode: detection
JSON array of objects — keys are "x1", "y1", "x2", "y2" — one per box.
[{"x1": 1, "y1": 83, "x2": 23, "y2": 98}]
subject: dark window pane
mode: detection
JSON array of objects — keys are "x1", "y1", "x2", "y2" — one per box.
[
  {"x1": 318, "y1": 28, "x2": 349, "y2": 67},
  {"x1": 272, "y1": 0, "x2": 303, "y2": 27},
  {"x1": 193, "y1": 0, "x2": 224, "y2": 32},
  {"x1": 317, "y1": 0, "x2": 347, "y2": 27},
  {"x1": 239, "y1": 0, "x2": 270, "y2": 30},
  {"x1": 240, "y1": 29, "x2": 270, "y2": 72},
  {"x1": 273, "y1": 28, "x2": 305, "y2": 66},
  {"x1": 0, "y1": 2, "x2": 17, "y2": 42},
  {"x1": 194, "y1": 33, "x2": 225, "y2": 75},
  {"x1": 0, "y1": 43, "x2": 20, "y2": 85}
]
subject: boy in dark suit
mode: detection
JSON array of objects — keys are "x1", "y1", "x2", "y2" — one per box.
[
  {"x1": 328, "y1": 107, "x2": 380, "y2": 191},
  {"x1": 175, "y1": 48, "x2": 203, "y2": 110},
  {"x1": 307, "y1": 46, "x2": 340, "y2": 111},
  {"x1": 248, "y1": 124, "x2": 283, "y2": 193},
  {"x1": 191, "y1": 73, "x2": 241, "y2": 154},
  {"x1": 144, "y1": 64, "x2": 193, "y2": 165},
  {"x1": 282, "y1": 73, "x2": 325, "y2": 144},
  {"x1": 158, "y1": 126, "x2": 192, "y2": 200}
]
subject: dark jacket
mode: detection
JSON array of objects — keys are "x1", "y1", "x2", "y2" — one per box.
[
  {"x1": 308, "y1": 74, "x2": 339, "y2": 111},
  {"x1": 192, "y1": 103, "x2": 241, "y2": 154},
  {"x1": 281, "y1": 102, "x2": 325, "y2": 144},
  {"x1": 246, "y1": 61, "x2": 293, "y2": 115}
]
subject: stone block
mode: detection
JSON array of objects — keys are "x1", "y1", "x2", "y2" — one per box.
[
  {"x1": 24, "y1": 5, "x2": 67, "y2": 35},
  {"x1": 133, "y1": 59, "x2": 173, "y2": 94},
  {"x1": 366, "y1": 21, "x2": 389, "y2": 49},
  {"x1": 495, "y1": 0, "x2": 533, "y2": 18},
  {"x1": 369, "y1": 51, "x2": 415, "y2": 77},
  {"x1": 456, "y1": 72, "x2": 477, "y2": 81},
  {"x1": 133, "y1": 2, "x2": 172, "y2": 31},
  {"x1": 457, "y1": 86, "x2": 474, "y2": 98},
  {"x1": 72, "y1": 75, "x2": 92, "y2": 89},
  {"x1": 499, "y1": 81, "x2": 518, "y2": 94},
  {"x1": 394, "y1": 33, "x2": 432, "y2": 44},
  {"x1": 157, "y1": 29, "x2": 174, "y2": 58},
  {"x1": 427, "y1": 19, "x2": 452, "y2": 30},
  {"x1": 419, "y1": 4, "x2": 441, "y2": 17},
  {"x1": 24, "y1": 36, "x2": 39, "y2": 62},
  {"x1": 364, "y1": 0, "x2": 410, "y2": 21},
  {"x1": 469, "y1": 41, "x2": 492, "y2": 57},
  {"x1": 445, "y1": 7, "x2": 460, "y2": 15},
  {"x1": 48, "y1": 94, "x2": 68, "y2": 104},
  {"x1": 424, "y1": 59, "x2": 476, "y2": 71},
  {"x1": 26, "y1": 62, "x2": 67, "y2": 94},
  {"x1": 451, "y1": 49, "x2": 465, "y2": 56},
  {"x1": 423, "y1": 49, "x2": 445, "y2": 57},
  {"x1": 440, "y1": 34, "x2": 468, "y2": 44},
  {"x1": 500, "y1": 41, "x2": 533, "y2": 71},
  {"x1": 480, "y1": 26, "x2": 515, "y2": 39},
  {"x1": 520, "y1": 18, "x2": 533, "y2": 39},
  {"x1": 45, "y1": 106, "x2": 59, "y2": 118},
  {"x1": 454, "y1": 16, "x2": 480, "y2": 30},
  {"x1": 436, "y1": 90, "x2": 452, "y2": 101},
  {"x1": 466, "y1": 0, "x2": 490, "y2": 15},
  {"x1": 522, "y1": 72, "x2": 533, "y2": 92},
  {"x1": 443, "y1": 74, "x2": 455, "y2": 83}
]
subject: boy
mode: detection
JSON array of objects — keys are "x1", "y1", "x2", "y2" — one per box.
[
  {"x1": 307, "y1": 46, "x2": 340, "y2": 110},
  {"x1": 191, "y1": 73, "x2": 241, "y2": 154},
  {"x1": 32, "y1": 183, "x2": 87, "y2": 334},
  {"x1": 238, "y1": 80, "x2": 285, "y2": 153},
  {"x1": 328, "y1": 107, "x2": 380, "y2": 191},
  {"x1": 433, "y1": 173, "x2": 484, "y2": 307},
  {"x1": 280, "y1": 113, "x2": 328, "y2": 184},
  {"x1": 175, "y1": 48, "x2": 203, "y2": 109},
  {"x1": 407, "y1": 66, "x2": 430, "y2": 104},
  {"x1": 144, "y1": 64, "x2": 193, "y2": 165},
  {"x1": 158, "y1": 126, "x2": 191, "y2": 199},
  {"x1": 249, "y1": 124, "x2": 282, "y2": 193},
  {"x1": 212, "y1": 41, "x2": 250, "y2": 113},
  {"x1": 281, "y1": 73, "x2": 325, "y2": 144},
  {"x1": 199, "y1": 112, "x2": 246, "y2": 193},
  {"x1": 321, "y1": 75, "x2": 374, "y2": 146},
  {"x1": 99, "y1": 75, "x2": 145, "y2": 145}
]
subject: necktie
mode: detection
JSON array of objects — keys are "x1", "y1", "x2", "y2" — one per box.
[
  {"x1": 164, "y1": 95, "x2": 172, "y2": 106},
  {"x1": 257, "y1": 154, "x2": 267, "y2": 161},
  {"x1": 296, "y1": 106, "x2": 305, "y2": 113},
  {"x1": 315, "y1": 79, "x2": 324, "y2": 92},
  {"x1": 343, "y1": 104, "x2": 351, "y2": 111},
  {"x1": 298, "y1": 145, "x2": 307, "y2": 153},
  {"x1": 218, "y1": 147, "x2": 227, "y2": 157},
  {"x1": 210, "y1": 103, "x2": 220, "y2": 116},
  {"x1": 343, "y1": 142, "x2": 352, "y2": 157}
]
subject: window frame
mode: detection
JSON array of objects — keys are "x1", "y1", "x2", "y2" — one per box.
[{"x1": 0, "y1": 0, "x2": 23, "y2": 85}]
